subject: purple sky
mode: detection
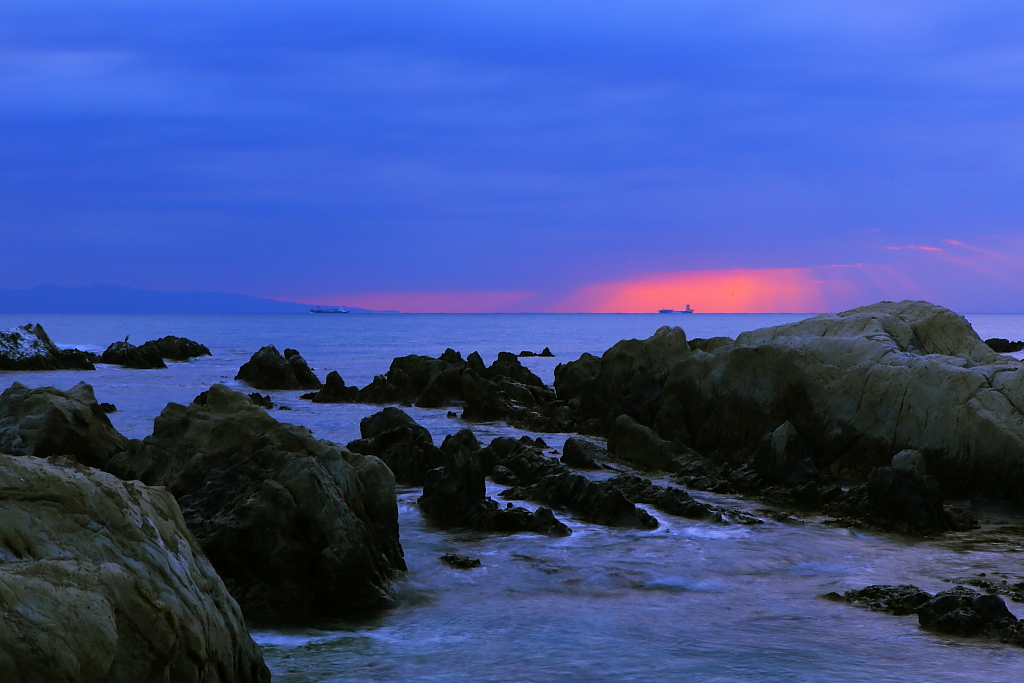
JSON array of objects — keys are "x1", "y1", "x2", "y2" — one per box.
[{"x1": 2, "y1": 1, "x2": 1023, "y2": 312}]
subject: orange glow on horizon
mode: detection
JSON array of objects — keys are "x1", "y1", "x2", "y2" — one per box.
[{"x1": 553, "y1": 268, "x2": 828, "y2": 313}]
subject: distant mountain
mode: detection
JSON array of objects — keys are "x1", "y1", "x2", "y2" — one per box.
[{"x1": 0, "y1": 285, "x2": 391, "y2": 314}]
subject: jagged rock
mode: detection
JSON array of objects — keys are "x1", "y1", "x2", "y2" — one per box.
[
  {"x1": 98, "y1": 402, "x2": 116, "y2": 413},
  {"x1": 235, "y1": 345, "x2": 321, "y2": 390},
  {"x1": 248, "y1": 392, "x2": 273, "y2": 409},
  {"x1": 0, "y1": 453, "x2": 269, "y2": 683},
  {"x1": 101, "y1": 340, "x2": 167, "y2": 369},
  {"x1": 486, "y1": 352, "x2": 544, "y2": 387},
  {"x1": 561, "y1": 437, "x2": 607, "y2": 469},
  {"x1": 346, "y1": 408, "x2": 444, "y2": 486},
  {"x1": 419, "y1": 441, "x2": 569, "y2": 536},
  {"x1": 686, "y1": 337, "x2": 734, "y2": 353},
  {"x1": 517, "y1": 347, "x2": 554, "y2": 357},
  {"x1": 461, "y1": 370, "x2": 509, "y2": 421},
  {"x1": 477, "y1": 436, "x2": 565, "y2": 484},
  {"x1": 751, "y1": 421, "x2": 818, "y2": 487},
  {"x1": 501, "y1": 471, "x2": 659, "y2": 529},
  {"x1": 541, "y1": 347, "x2": 554, "y2": 357},
  {"x1": 303, "y1": 370, "x2": 360, "y2": 403},
  {"x1": 826, "y1": 450, "x2": 977, "y2": 535},
  {"x1": 917, "y1": 586, "x2": 1019, "y2": 637},
  {"x1": 985, "y1": 338, "x2": 1024, "y2": 353},
  {"x1": 658, "y1": 301, "x2": 1024, "y2": 501},
  {"x1": 0, "y1": 323, "x2": 95, "y2": 371},
  {"x1": 0, "y1": 382, "x2": 127, "y2": 470},
  {"x1": 555, "y1": 326, "x2": 691, "y2": 431},
  {"x1": 138, "y1": 335, "x2": 211, "y2": 361},
  {"x1": 107, "y1": 384, "x2": 404, "y2": 620},
  {"x1": 606, "y1": 474, "x2": 712, "y2": 519},
  {"x1": 824, "y1": 584, "x2": 933, "y2": 615}
]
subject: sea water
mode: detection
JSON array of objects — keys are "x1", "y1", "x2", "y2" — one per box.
[{"x1": 1, "y1": 312, "x2": 1023, "y2": 682}]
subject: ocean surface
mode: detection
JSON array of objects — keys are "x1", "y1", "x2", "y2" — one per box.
[{"x1": 2, "y1": 311, "x2": 1024, "y2": 682}]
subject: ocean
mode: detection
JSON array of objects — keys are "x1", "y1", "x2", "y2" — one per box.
[{"x1": 2, "y1": 311, "x2": 1023, "y2": 682}]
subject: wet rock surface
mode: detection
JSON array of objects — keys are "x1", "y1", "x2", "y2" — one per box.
[
  {"x1": 101, "y1": 340, "x2": 167, "y2": 369},
  {"x1": 605, "y1": 474, "x2": 713, "y2": 520},
  {"x1": 501, "y1": 471, "x2": 659, "y2": 529},
  {"x1": 440, "y1": 553, "x2": 482, "y2": 569},
  {"x1": 560, "y1": 436, "x2": 607, "y2": 469},
  {"x1": 0, "y1": 323, "x2": 96, "y2": 371},
  {"x1": 0, "y1": 453, "x2": 269, "y2": 683},
  {"x1": 138, "y1": 335, "x2": 211, "y2": 361},
  {"x1": 236, "y1": 345, "x2": 322, "y2": 391},
  {"x1": 0, "y1": 381, "x2": 128, "y2": 470},
  {"x1": 303, "y1": 370, "x2": 360, "y2": 403},
  {"x1": 346, "y1": 407, "x2": 445, "y2": 486},
  {"x1": 827, "y1": 584, "x2": 1024, "y2": 646},
  {"x1": 108, "y1": 384, "x2": 405, "y2": 621},
  {"x1": 825, "y1": 450, "x2": 978, "y2": 535}
]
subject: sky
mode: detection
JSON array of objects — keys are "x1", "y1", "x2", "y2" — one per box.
[{"x1": 2, "y1": 1, "x2": 1024, "y2": 312}]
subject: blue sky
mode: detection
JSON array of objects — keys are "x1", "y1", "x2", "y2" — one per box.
[{"x1": 2, "y1": 1, "x2": 1023, "y2": 311}]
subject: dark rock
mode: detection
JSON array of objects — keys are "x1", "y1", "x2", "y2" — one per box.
[
  {"x1": 751, "y1": 421, "x2": 818, "y2": 487},
  {"x1": 561, "y1": 437, "x2": 607, "y2": 469},
  {"x1": 138, "y1": 335, "x2": 211, "y2": 361},
  {"x1": 540, "y1": 347, "x2": 554, "y2": 357},
  {"x1": 98, "y1": 402, "x2": 117, "y2": 413},
  {"x1": 0, "y1": 454, "x2": 270, "y2": 683},
  {"x1": 606, "y1": 474, "x2": 713, "y2": 519},
  {"x1": 0, "y1": 382, "x2": 128, "y2": 470},
  {"x1": 419, "y1": 442, "x2": 570, "y2": 536},
  {"x1": 461, "y1": 370, "x2": 508, "y2": 421},
  {"x1": 441, "y1": 553, "x2": 481, "y2": 569},
  {"x1": 303, "y1": 370, "x2": 360, "y2": 403},
  {"x1": 248, "y1": 392, "x2": 273, "y2": 409},
  {"x1": 101, "y1": 340, "x2": 167, "y2": 369},
  {"x1": 826, "y1": 450, "x2": 978, "y2": 535},
  {"x1": 607, "y1": 414, "x2": 694, "y2": 472},
  {"x1": 192, "y1": 390, "x2": 209, "y2": 405},
  {"x1": 0, "y1": 323, "x2": 95, "y2": 371},
  {"x1": 825, "y1": 584, "x2": 933, "y2": 615},
  {"x1": 478, "y1": 436, "x2": 565, "y2": 485},
  {"x1": 686, "y1": 337, "x2": 734, "y2": 353},
  {"x1": 554, "y1": 326, "x2": 691, "y2": 433},
  {"x1": 235, "y1": 345, "x2": 322, "y2": 391},
  {"x1": 107, "y1": 384, "x2": 405, "y2": 620},
  {"x1": 347, "y1": 407, "x2": 444, "y2": 487},
  {"x1": 501, "y1": 472, "x2": 658, "y2": 529},
  {"x1": 486, "y1": 352, "x2": 544, "y2": 387},
  {"x1": 917, "y1": 586, "x2": 1018, "y2": 637},
  {"x1": 985, "y1": 338, "x2": 1024, "y2": 353}
]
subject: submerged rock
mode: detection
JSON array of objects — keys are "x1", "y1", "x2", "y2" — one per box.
[
  {"x1": 0, "y1": 453, "x2": 269, "y2": 683},
  {"x1": 138, "y1": 335, "x2": 211, "y2": 361},
  {"x1": 100, "y1": 340, "x2": 167, "y2": 369},
  {"x1": 0, "y1": 323, "x2": 95, "y2": 371},
  {"x1": 0, "y1": 381, "x2": 127, "y2": 470},
  {"x1": 441, "y1": 553, "x2": 481, "y2": 569},
  {"x1": 108, "y1": 384, "x2": 404, "y2": 620},
  {"x1": 235, "y1": 345, "x2": 322, "y2": 391}
]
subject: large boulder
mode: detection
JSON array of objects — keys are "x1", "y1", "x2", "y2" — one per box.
[
  {"x1": 560, "y1": 437, "x2": 607, "y2": 469},
  {"x1": 0, "y1": 324, "x2": 94, "y2": 371},
  {"x1": 346, "y1": 408, "x2": 445, "y2": 486},
  {"x1": 303, "y1": 370, "x2": 360, "y2": 403},
  {"x1": 108, "y1": 384, "x2": 404, "y2": 620},
  {"x1": 101, "y1": 341, "x2": 167, "y2": 369},
  {"x1": 607, "y1": 414, "x2": 693, "y2": 472},
  {"x1": 138, "y1": 335, "x2": 211, "y2": 361},
  {"x1": 0, "y1": 382, "x2": 128, "y2": 470},
  {"x1": 555, "y1": 326, "x2": 691, "y2": 431},
  {"x1": 660, "y1": 301, "x2": 1024, "y2": 500},
  {"x1": 0, "y1": 453, "x2": 269, "y2": 683},
  {"x1": 235, "y1": 345, "x2": 322, "y2": 390}
]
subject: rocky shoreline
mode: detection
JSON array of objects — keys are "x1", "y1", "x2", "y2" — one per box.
[{"x1": 3, "y1": 300, "x2": 1024, "y2": 679}]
